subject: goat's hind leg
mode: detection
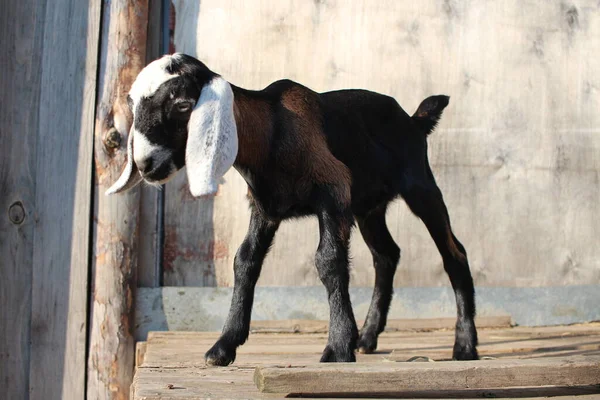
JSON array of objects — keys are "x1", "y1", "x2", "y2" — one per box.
[
  {"x1": 402, "y1": 179, "x2": 478, "y2": 360},
  {"x1": 316, "y1": 205, "x2": 359, "y2": 362},
  {"x1": 355, "y1": 204, "x2": 400, "y2": 353},
  {"x1": 205, "y1": 209, "x2": 279, "y2": 366}
]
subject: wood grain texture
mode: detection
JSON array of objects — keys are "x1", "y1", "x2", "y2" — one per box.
[
  {"x1": 249, "y1": 316, "x2": 512, "y2": 333},
  {"x1": 131, "y1": 325, "x2": 600, "y2": 399},
  {"x1": 254, "y1": 357, "x2": 600, "y2": 394},
  {"x1": 0, "y1": 0, "x2": 45, "y2": 398},
  {"x1": 134, "y1": 367, "x2": 600, "y2": 400},
  {"x1": 136, "y1": 0, "x2": 163, "y2": 288},
  {"x1": 169, "y1": 0, "x2": 600, "y2": 287},
  {"x1": 139, "y1": 324, "x2": 600, "y2": 368},
  {"x1": 137, "y1": 186, "x2": 158, "y2": 287},
  {"x1": 26, "y1": 0, "x2": 101, "y2": 399},
  {"x1": 163, "y1": 184, "x2": 217, "y2": 286},
  {"x1": 135, "y1": 342, "x2": 148, "y2": 368},
  {"x1": 162, "y1": 0, "x2": 210, "y2": 287},
  {"x1": 88, "y1": 0, "x2": 148, "y2": 398}
]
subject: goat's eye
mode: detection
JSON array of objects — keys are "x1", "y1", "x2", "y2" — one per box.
[{"x1": 175, "y1": 103, "x2": 192, "y2": 113}]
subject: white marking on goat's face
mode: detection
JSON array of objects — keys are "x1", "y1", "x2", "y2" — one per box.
[
  {"x1": 126, "y1": 54, "x2": 200, "y2": 184},
  {"x1": 124, "y1": 53, "x2": 232, "y2": 189},
  {"x1": 108, "y1": 54, "x2": 226, "y2": 195},
  {"x1": 132, "y1": 129, "x2": 176, "y2": 183},
  {"x1": 129, "y1": 55, "x2": 177, "y2": 106}
]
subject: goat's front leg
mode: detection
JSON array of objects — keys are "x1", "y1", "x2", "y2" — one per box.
[
  {"x1": 205, "y1": 210, "x2": 279, "y2": 366},
  {"x1": 316, "y1": 206, "x2": 359, "y2": 362}
]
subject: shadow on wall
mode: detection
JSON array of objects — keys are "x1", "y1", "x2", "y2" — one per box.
[{"x1": 163, "y1": 0, "x2": 219, "y2": 287}]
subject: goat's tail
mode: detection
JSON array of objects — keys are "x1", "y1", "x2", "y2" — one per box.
[{"x1": 411, "y1": 95, "x2": 450, "y2": 135}]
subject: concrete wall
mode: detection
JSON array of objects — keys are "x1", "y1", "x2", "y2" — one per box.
[
  {"x1": 165, "y1": 0, "x2": 600, "y2": 288},
  {"x1": 135, "y1": 285, "x2": 600, "y2": 339}
]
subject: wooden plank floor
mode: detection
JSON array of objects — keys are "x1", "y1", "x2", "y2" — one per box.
[{"x1": 132, "y1": 322, "x2": 600, "y2": 399}]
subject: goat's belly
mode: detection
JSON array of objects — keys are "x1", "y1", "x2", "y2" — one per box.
[
  {"x1": 250, "y1": 190, "x2": 315, "y2": 220},
  {"x1": 257, "y1": 202, "x2": 315, "y2": 221},
  {"x1": 280, "y1": 204, "x2": 315, "y2": 219}
]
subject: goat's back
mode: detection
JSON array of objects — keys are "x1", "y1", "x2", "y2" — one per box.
[
  {"x1": 319, "y1": 89, "x2": 429, "y2": 212},
  {"x1": 246, "y1": 79, "x2": 432, "y2": 216}
]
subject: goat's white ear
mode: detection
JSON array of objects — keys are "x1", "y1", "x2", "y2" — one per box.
[
  {"x1": 186, "y1": 77, "x2": 238, "y2": 197},
  {"x1": 105, "y1": 127, "x2": 143, "y2": 195}
]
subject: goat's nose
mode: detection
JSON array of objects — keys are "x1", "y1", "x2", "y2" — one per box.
[{"x1": 137, "y1": 157, "x2": 154, "y2": 174}]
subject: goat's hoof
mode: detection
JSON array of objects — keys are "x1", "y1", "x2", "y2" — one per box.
[
  {"x1": 452, "y1": 344, "x2": 479, "y2": 361},
  {"x1": 356, "y1": 334, "x2": 377, "y2": 354},
  {"x1": 205, "y1": 342, "x2": 236, "y2": 366},
  {"x1": 320, "y1": 345, "x2": 356, "y2": 363}
]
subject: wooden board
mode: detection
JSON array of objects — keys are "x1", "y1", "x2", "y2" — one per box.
[
  {"x1": 0, "y1": 0, "x2": 44, "y2": 398},
  {"x1": 134, "y1": 368, "x2": 600, "y2": 400},
  {"x1": 159, "y1": 0, "x2": 214, "y2": 286},
  {"x1": 140, "y1": 326, "x2": 600, "y2": 368},
  {"x1": 133, "y1": 367, "x2": 600, "y2": 400},
  {"x1": 136, "y1": 0, "x2": 163, "y2": 289},
  {"x1": 88, "y1": 0, "x2": 149, "y2": 399},
  {"x1": 255, "y1": 357, "x2": 600, "y2": 394},
  {"x1": 131, "y1": 324, "x2": 600, "y2": 399},
  {"x1": 136, "y1": 342, "x2": 148, "y2": 368},
  {"x1": 250, "y1": 315, "x2": 512, "y2": 333},
  {"x1": 27, "y1": 0, "x2": 101, "y2": 399},
  {"x1": 163, "y1": 182, "x2": 218, "y2": 286}
]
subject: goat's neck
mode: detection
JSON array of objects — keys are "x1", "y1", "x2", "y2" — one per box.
[{"x1": 231, "y1": 85, "x2": 272, "y2": 175}]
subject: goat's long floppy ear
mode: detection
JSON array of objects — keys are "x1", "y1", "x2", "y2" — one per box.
[
  {"x1": 186, "y1": 77, "x2": 238, "y2": 197},
  {"x1": 105, "y1": 127, "x2": 143, "y2": 195}
]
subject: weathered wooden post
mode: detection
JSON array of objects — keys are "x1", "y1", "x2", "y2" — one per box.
[{"x1": 88, "y1": 0, "x2": 149, "y2": 398}]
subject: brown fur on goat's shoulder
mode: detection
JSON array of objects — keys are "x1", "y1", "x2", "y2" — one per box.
[
  {"x1": 281, "y1": 86, "x2": 352, "y2": 206},
  {"x1": 233, "y1": 93, "x2": 273, "y2": 170}
]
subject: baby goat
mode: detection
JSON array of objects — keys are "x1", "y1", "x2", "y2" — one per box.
[{"x1": 108, "y1": 53, "x2": 478, "y2": 366}]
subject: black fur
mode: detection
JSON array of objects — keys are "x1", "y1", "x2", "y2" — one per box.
[
  {"x1": 208, "y1": 77, "x2": 478, "y2": 365},
  {"x1": 136, "y1": 54, "x2": 479, "y2": 366},
  {"x1": 412, "y1": 95, "x2": 449, "y2": 135}
]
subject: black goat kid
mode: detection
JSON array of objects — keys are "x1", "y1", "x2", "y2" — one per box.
[{"x1": 107, "y1": 53, "x2": 478, "y2": 366}]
